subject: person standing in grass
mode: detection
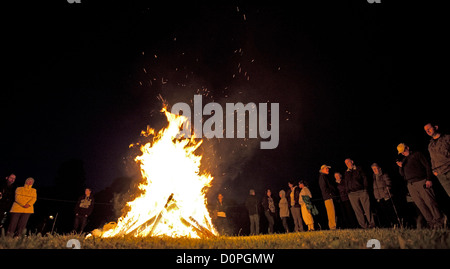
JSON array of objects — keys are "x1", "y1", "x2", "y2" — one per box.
[
  {"x1": 287, "y1": 180, "x2": 304, "y2": 232},
  {"x1": 299, "y1": 180, "x2": 315, "y2": 231},
  {"x1": 7, "y1": 177, "x2": 37, "y2": 237},
  {"x1": 0, "y1": 173, "x2": 17, "y2": 229},
  {"x1": 396, "y1": 143, "x2": 444, "y2": 228},
  {"x1": 334, "y1": 172, "x2": 358, "y2": 228},
  {"x1": 278, "y1": 190, "x2": 290, "y2": 233},
  {"x1": 213, "y1": 193, "x2": 231, "y2": 235},
  {"x1": 344, "y1": 158, "x2": 375, "y2": 229},
  {"x1": 245, "y1": 189, "x2": 260, "y2": 235},
  {"x1": 262, "y1": 189, "x2": 276, "y2": 234},
  {"x1": 73, "y1": 187, "x2": 95, "y2": 234},
  {"x1": 371, "y1": 163, "x2": 399, "y2": 227},
  {"x1": 424, "y1": 122, "x2": 450, "y2": 197},
  {"x1": 318, "y1": 164, "x2": 337, "y2": 230}
]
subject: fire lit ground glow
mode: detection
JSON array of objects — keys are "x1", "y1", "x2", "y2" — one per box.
[{"x1": 93, "y1": 106, "x2": 217, "y2": 238}]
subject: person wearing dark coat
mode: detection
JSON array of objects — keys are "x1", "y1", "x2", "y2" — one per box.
[
  {"x1": 396, "y1": 143, "x2": 444, "y2": 228},
  {"x1": 245, "y1": 189, "x2": 260, "y2": 235},
  {"x1": 262, "y1": 189, "x2": 276, "y2": 234},
  {"x1": 286, "y1": 181, "x2": 304, "y2": 232},
  {"x1": 318, "y1": 165, "x2": 337, "y2": 230},
  {"x1": 213, "y1": 193, "x2": 231, "y2": 235},
  {"x1": 0, "y1": 173, "x2": 17, "y2": 229},
  {"x1": 73, "y1": 188, "x2": 95, "y2": 233},
  {"x1": 344, "y1": 158, "x2": 375, "y2": 228},
  {"x1": 334, "y1": 172, "x2": 358, "y2": 228}
]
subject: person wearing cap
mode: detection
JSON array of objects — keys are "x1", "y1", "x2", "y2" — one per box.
[
  {"x1": 318, "y1": 165, "x2": 337, "y2": 230},
  {"x1": 424, "y1": 123, "x2": 450, "y2": 197},
  {"x1": 344, "y1": 158, "x2": 375, "y2": 228},
  {"x1": 396, "y1": 143, "x2": 444, "y2": 228}
]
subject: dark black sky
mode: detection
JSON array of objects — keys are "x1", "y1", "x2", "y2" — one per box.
[{"x1": 2, "y1": 0, "x2": 447, "y2": 202}]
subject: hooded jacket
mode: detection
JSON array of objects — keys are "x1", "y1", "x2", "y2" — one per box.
[
  {"x1": 10, "y1": 185, "x2": 37, "y2": 214},
  {"x1": 344, "y1": 166, "x2": 368, "y2": 193}
]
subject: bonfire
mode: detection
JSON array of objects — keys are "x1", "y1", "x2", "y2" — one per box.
[{"x1": 90, "y1": 106, "x2": 217, "y2": 238}]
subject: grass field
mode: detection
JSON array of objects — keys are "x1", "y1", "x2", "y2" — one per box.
[{"x1": 1, "y1": 228, "x2": 449, "y2": 249}]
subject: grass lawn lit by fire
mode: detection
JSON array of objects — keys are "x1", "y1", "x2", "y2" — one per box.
[{"x1": 0, "y1": 228, "x2": 449, "y2": 249}]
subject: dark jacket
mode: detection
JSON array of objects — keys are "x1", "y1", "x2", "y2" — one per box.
[
  {"x1": 344, "y1": 166, "x2": 368, "y2": 193},
  {"x1": 399, "y1": 151, "x2": 432, "y2": 183},
  {"x1": 262, "y1": 196, "x2": 276, "y2": 214},
  {"x1": 0, "y1": 180, "x2": 17, "y2": 212},
  {"x1": 74, "y1": 195, "x2": 94, "y2": 217},
  {"x1": 428, "y1": 134, "x2": 450, "y2": 175},
  {"x1": 215, "y1": 199, "x2": 227, "y2": 215},
  {"x1": 336, "y1": 181, "x2": 349, "y2": 202},
  {"x1": 286, "y1": 186, "x2": 301, "y2": 208},
  {"x1": 372, "y1": 171, "x2": 392, "y2": 200},
  {"x1": 318, "y1": 173, "x2": 337, "y2": 200},
  {"x1": 245, "y1": 195, "x2": 259, "y2": 215}
]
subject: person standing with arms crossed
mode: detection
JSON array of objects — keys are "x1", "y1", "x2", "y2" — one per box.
[{"x1": 424, "y1": 123, "x2": 450, "y2": 197}]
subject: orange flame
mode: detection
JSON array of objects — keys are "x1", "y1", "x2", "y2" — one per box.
[{"x1": 100, "y1": 106, "x2": 217, "y2": 238}]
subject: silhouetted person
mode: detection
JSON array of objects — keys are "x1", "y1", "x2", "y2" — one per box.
[
  {"x1": 213, "y1": 193, "x2": 230, "y2": 235},
  {"x1": 73, "y1": 188, "x2": 94, "y2": 233}
]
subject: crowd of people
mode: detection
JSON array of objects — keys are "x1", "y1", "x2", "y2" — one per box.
[
  {"x1": 213, "y1": 122, "x2": 450, "y2": 234},
  {"x1": 1, "y1": 122, "x2": 448, "y2": 237},
  {"x1": 0, "y1": 174, "x2": 94, "y2": 237}
]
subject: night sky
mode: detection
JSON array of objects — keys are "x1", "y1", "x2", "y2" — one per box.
[{"x1": 2, "y1": 0, "x2": 447, "y2": 204}]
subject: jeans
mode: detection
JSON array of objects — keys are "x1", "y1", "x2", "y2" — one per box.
[{"x1": 249, "y1": 214, "x2": 259, "y2": 235}]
